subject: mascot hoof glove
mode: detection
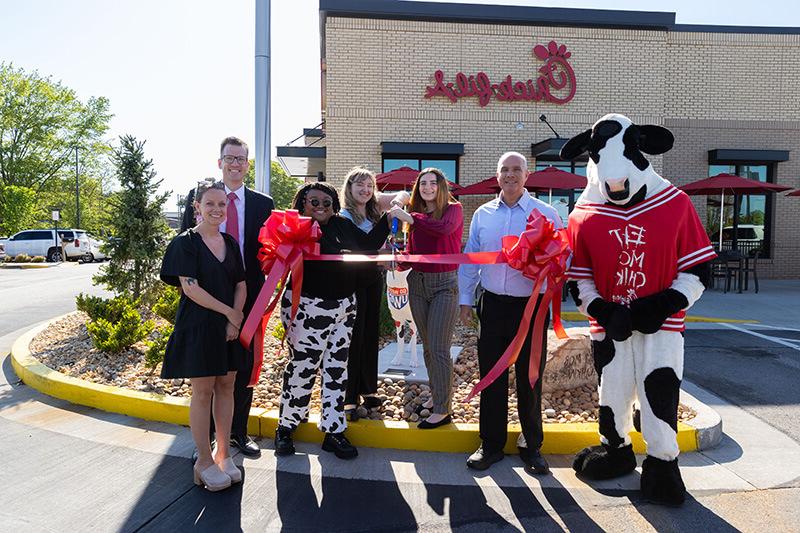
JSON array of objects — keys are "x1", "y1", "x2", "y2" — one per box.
[
  {"x1": 573, "y1": 444, "x2": 636, "y2": 480},
  {"x1": 640, "y1": 455, "x2": 686, "y2": 506}
]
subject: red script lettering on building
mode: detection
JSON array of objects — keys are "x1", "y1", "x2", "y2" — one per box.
[{"x1": 424, "y1": 41, "x2": 576, "y2": 107}]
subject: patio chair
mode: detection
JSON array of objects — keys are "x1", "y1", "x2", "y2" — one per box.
[
  {"x1": 740, "y1": 251, "x2": 759, "y2": 293},
  {"x1": 709, "y1": 250, "x2": 743, "y2": 293}
]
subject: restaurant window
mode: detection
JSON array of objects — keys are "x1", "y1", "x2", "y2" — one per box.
[
  {"x1": 382, "y1": 156, "x2": 459, "y2": 184},
  {"x1": 533, "y1": 161, "x2": 586, "y2": 226},
  {"x1": 706, "y1": 163, "x2": 772, "y2": 258}
]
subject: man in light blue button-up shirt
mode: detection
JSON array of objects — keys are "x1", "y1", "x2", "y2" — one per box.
[{"x1": 458, "y1": 152, "x2": 562, "y2": 474}]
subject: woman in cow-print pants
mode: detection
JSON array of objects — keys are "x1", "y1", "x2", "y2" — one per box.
[{"x1": 274, "y1": 182, "x2": 391, "y2": 460}]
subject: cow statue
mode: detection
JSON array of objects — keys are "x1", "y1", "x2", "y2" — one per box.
[
  {"x1": 386, "y1": 269, "x2": 419, "y2": 367},
  {"x1": 561, "y1": 113, "x2": 716, "y2": 506}
]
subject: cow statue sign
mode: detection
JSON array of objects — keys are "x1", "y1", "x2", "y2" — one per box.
[
  {"x1": 386, "y1": 269, "x2": 419, "y2": 367},
  {"x1": 561, "y1": 113, "x2": 716, "y2": 506}
]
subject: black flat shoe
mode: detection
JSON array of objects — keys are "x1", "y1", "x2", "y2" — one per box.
[
  {"x1": 467, "y1": 445, "x2": 504, "y2": 470},
  {"x1": 519, "y1": 447, "x2": 550, "y2": 475},
  {"x1": 274, "y1": 427, "x2": 295, "y2": 456},
  {"x1": 413, "y1": 402, "x2": 433, "y2": 416},
  {"x1": 362, "y1": 396, "x2": 383, "y2": 409},
  {"x1": 231, "y1": 434, "x2": 261, "y2": 457},
  {"x1": 417, "y1": 414, "x2": 452, "y2": 429},
  {"x1": 322, "y1": 432, "x2": 358, "y2": 460}
]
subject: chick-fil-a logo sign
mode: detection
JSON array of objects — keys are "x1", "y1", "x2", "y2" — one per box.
[{"x1": 424, "y1": 41, "x2": 576, "y2": 107}]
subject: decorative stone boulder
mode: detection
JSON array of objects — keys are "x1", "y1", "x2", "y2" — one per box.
[{"x1": 542, "y1": 326, "x2": 594, "y2": 392}]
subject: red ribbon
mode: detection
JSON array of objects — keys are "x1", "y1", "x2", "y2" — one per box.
[
  {"x1": 464, "y1": 209, "x2": 570, "y2": 402},
  {"x1": 240, "y1": 209, "x2": 570, "y2": 393},
  {"x1": 239, "y1": 210, "x2": 320, "y2": 387}
]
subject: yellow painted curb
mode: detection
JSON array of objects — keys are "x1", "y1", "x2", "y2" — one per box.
[
  {"x1": 11, "y1": 315, "x2": 697, "y2": 455},
  {"x1": 560, "y1": 311, "x2": 756, "y2": 324},
  {"x1": 0, "y1": 263, "x2": 55, "y2": 269}
]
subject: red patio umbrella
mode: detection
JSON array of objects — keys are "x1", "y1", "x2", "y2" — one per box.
[
  {"x1": 679, "y1": 173, "x2": 791, "y2": 249},
  {"x1": 526, "y1": 166, "x2": 587, "y2": 203},
  {"x1": 454, "y1": 167, "x2": 587, "y2": 201},
  {"x1": 375, "y1": 166, "x2": 461, "y2": 192},
  {"x1": 452, "y1": 176, "x2": 500, "y2": 196}
]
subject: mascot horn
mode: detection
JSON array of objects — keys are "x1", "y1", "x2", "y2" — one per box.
[{"x1": 562, "y1": 113, "x2": 716, "y2": 506}]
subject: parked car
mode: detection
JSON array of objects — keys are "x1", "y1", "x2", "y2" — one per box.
[
  {"x1": 86, "y1": 235, "x2": 109, "y2": 262},
  {"x1": 1, "y1": 229, "x2": 92, "y2": 262},
  {"x1": 709, "y1": 224, "x2": 764, "y2": 257}
]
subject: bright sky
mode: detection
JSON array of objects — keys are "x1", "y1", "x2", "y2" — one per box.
[{"x1": 2, "y1": 0, "x2": 799, "y2": 210}]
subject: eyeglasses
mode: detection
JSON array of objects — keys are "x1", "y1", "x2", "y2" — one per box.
[
  {"x1": 221, "y1": 155, "x2": 248, "y2": 164},
  {"x1": 306, "y1": 198, "x2": 332, "y2": 208}
]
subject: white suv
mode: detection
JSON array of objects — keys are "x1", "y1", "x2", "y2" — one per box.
[{"x1": 0, "y1": 229, "x2": 92, "y2": 262}]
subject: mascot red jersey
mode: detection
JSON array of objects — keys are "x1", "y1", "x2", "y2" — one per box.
[{"x1": 562, "y1": 113, "x2": 716, "y2": 506}]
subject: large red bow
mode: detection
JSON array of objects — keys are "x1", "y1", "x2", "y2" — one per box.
[
  {"x1": 465, "y1": 209, "x2": 570, "y2": 401},
  {"x1": 239, "y1": 210, "x2": 320, "y2": 386}
]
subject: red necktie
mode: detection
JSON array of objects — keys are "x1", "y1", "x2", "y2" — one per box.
[{"x1": 226, "y1": 192, "x2": 239, "y2": 243}]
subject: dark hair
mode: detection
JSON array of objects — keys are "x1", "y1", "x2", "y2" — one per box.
[
  {"x1": 409, "y1": 167, "x2": 457, "y2": 220},
  {"x1": 195, "y1": 179, "x2": 226, "y2": 203},
  {"x1": 219, "y1": 136, "x2": 249, "y2": 157},
  {"x1": 292, "y1": 182, "x2": 341, "y2": 213}
]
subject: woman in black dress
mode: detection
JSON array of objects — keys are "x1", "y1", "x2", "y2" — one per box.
[
  {"x1": 160, "y1": 180, "x2": 247, "y2": 492},
  {"x1": 274, "y1": 182, "x2": 391, "y2": 460}
]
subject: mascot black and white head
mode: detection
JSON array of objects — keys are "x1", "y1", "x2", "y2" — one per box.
[{"x1": 560, "y1": 113, "x2": 674, "y2": 207}]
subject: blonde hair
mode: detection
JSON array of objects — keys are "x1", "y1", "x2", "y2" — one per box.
[
  {"x1": 341, "y1": 167, "x2": 381, "y2": 225},
  {"x1": 409, "y1": 168, "x2": 457, "y2": 221}
]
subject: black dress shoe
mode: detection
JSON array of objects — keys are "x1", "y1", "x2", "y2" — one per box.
[
  {"x1": 417, "y1": 414, "x2": 452, "y2": 429},
  {"x1": 274, "y1": 427, "x2": 295, "y2": 456},
  {"x1": 231, "y1": 434, "x2": 261, "y2": 457},
  {"x1": 519, "y1": 447, "x2": 550, "y2": 475},
  {"x1": 467, "y1": 445, "x2": 504, "y2": 470},
  {"x1": 322, "y1": 432, "x2": 358, "y2": 459}
]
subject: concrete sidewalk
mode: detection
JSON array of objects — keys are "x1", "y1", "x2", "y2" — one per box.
[{"x1": 2, "y1": 280, "x2": 799, "y2": 531}]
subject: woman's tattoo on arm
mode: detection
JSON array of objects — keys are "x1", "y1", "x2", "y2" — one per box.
[{"x1": 186, "y1": 278, "x2": 197, "y2": 286}]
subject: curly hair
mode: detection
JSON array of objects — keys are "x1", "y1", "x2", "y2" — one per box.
[{"x1": 292, "y1": 182, "x2": 341, "y2": 213}]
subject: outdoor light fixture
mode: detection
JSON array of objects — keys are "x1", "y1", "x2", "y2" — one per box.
[
  {"x1": 515, "y1": 121, "x2": 525, "y2": 130},
  {"x1": 539, "y1": 114, "x2": 561, "y2": 138}
]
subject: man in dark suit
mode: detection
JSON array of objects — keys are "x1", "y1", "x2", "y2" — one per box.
[{"x1": 182, "y1": 136, "x2": 274, "y2": 457}]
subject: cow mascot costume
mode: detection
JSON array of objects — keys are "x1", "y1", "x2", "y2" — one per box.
[{"x1": 561, "y1": 113, "x2": 716, "y2": 506}]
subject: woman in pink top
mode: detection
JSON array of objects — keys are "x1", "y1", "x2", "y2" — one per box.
[{"x1": 391, "y1": 168, "x2": 463, "y2": 429}]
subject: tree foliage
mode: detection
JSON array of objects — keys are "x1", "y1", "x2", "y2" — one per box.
[
  {"x1": 0, "y1": 63, "x2": 111, "y2": 191},
  {"x1": 0, "y1": 63, "x2": 114, "y2": 235},
  {"x1": 94, "y1": 135, "x2": 171, "y2": 301},
  {"x1": 244, "y1": 160, "x2": 302, "y2": 209},
  {"x1": 0, "y1": 185, "x2": 37, "y2": 234}
]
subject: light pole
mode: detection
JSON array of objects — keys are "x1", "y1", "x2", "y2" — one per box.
[{"x1": 74, "y1": 146, "x2": 80, "y2": 228}]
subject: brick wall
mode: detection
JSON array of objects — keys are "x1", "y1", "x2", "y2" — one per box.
[{"x1": 324, "y1": 16, "x2": 800, "y2": 278}]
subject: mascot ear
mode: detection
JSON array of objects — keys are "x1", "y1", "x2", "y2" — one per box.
[
  {"x1": 638, "y1": 125, "x2": 674, "y2": 155},
  {"x1": 560, "y1": 129, "x2": 591, "y2": 161}
]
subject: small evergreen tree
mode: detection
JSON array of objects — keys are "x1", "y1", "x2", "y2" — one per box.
[{"x1": 94, "y1": 135, "x2": 170, "y2": 302}]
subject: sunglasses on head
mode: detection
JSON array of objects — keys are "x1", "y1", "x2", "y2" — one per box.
[{"x1": 306, "y1": 198, "x2": 332, "y2": 208}]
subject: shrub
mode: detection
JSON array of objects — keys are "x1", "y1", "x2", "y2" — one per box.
[
  {"x1": 76, "y1": 293, "x2": 122, "y2": 322},
  {"x1": 3, "y1": 255, "x2": 14, "y2": 263},
  {"x1": 14, "y1": 253, "x2": 31, "y2": 263},
  {"x1": 30, "y1": 255, "x2": 45, "y2": 263},
  {"x1": 272, "y1": 321, "x2": 285, "y2": 341},
  {"x1": 86, "y1": 304, "x2": 154, "y2": 354},
  {"x1": 152, "y1": 284, "x2": 179, "y2": 324},
  {"x1": 145, "y1": 324, "x2": 173, "y2": 368}
]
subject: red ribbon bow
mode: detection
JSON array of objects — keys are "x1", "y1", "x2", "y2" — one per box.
[
  {"x1": 239, "y1": 210, "x2": 320, "y2": 386},
  {"x1": 465, "y1": 209, "x2": 571, "y2": 401}
]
